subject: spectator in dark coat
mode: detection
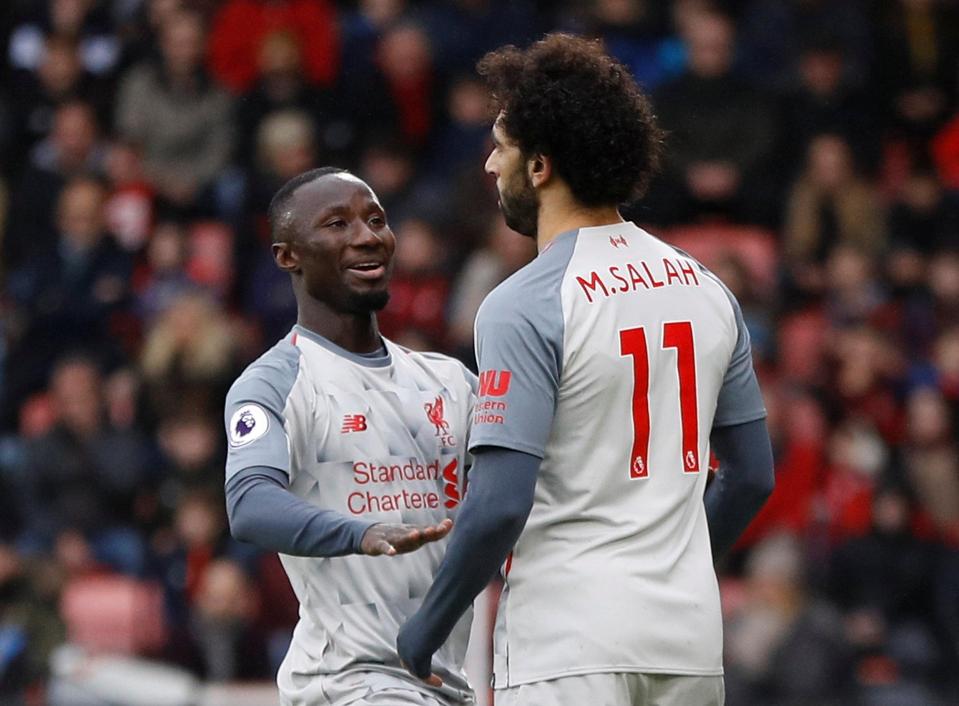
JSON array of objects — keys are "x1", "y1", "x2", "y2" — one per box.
[
  {"x1": 4, "y1": 100, "x2": 106, "y2": 269},
  {"x1": 18, "y1": 356, "x2": 153, "y2": 574},
  {"x1": 652, "y1": 9, "x2": 778, "y2": 225},
  {"x1": 3, "y1": 176, "x2": 131, "y2": 427}
]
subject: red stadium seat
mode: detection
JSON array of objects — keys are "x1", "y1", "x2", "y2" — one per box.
[
  {"x1": 60, "y1": 575, "x2": 168, "y2": 654},
  {"x1": 659, "y1": 224, "x2": 779, "y2": 296}
]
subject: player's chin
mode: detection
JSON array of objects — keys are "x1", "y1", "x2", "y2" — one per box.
[{"x1": 345, "y1": 288, "x2": 391, "y2": 313}]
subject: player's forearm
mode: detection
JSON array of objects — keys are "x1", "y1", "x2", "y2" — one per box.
[
  {"x1": 398, "y1": 447, "x2": 539, "y2": 674},
  {"x1": 704, "y1": 418, "x2": 775, "y2": 560},
  {"x1": 226, "y1": 466, "x2": 374, "y2": 556}
]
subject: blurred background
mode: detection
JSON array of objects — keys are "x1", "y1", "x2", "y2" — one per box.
[{"x1": 0, "y1": 0, "x2": 958, "y2": 704}]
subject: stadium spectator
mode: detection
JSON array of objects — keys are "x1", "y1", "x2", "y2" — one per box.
[
  {"x1": 115, "y1": 9, "x2": 233, "y2": 216},
  {"x1": 132, "y1": 220, "x2": 195, "y2": 324},
  {"x1": 235, "y1": 31, "x2": 348, "y2": 171},
  {"x1": 933, "y1": 110, "x2": 959, "y2": 190},
  {"x1": 421, "y1": 74, "x2": 492, "y2": 191},
  {"x1": 339, "y1": 0, "x2": 409, "y2": 81},
  {"x1": 446, "y1": 217, "x2": 535, "y2": 363},
  {"x1": 734, "y1": 387, "x2": 828, "y2": 550},
  {"x1": 237, "y1": 110, "x2": 316, "y2": 341},
  {"x1": 6, "y1": 0, "x2": 121, "y2": 80},
  {"x1": 376, "y1": 217, "x2": 451, "y2": 349},
  {"x1": 0, "y1": 542, "x2": 64, "y2": 697},
  {"x1": 157, "y1": 490, "x2": 264, "y2": 676},
  {"x1": 157, "y1": 411, "x2": 224, "y2": 503},
  {"x1": 710, "y1": 252, "x2": 776, "y2": 362},
  {"x1": 737, "y1": 0, "x2": 873, "y2": 92},
  {"x1": 17, "y1": 355, "x2": 153, "y2": 575},
  {"x1": 239, "y1": 109, "x2": 318, "y2": 256},
  {"x1": 829, "y1": 485, "x2": 942, "y2": 691},
  {"x1": 783, "y1": 133, "x2": 888, "y2": 301},
  {"x1": 8, "y1": 34, "x2": 111, "y2": 164},
  {"x1": 3, "y1": 177, "x2": 130, "y2": 426},
  {"x1": 5, "y1": 100, "x2": 106, "y2": 268},
  {"x1": 102, "y1": 139, "x2": 154, "y2": 253},
  {"x1": 822, "y1": 246, "x2": 889, "y2": 328},
  {"x1": 357, "y1": 137, "x2": 420, "y2": 225},
  {"x1": 139, "y1": 291, "x2": 241, "y2": 418},
  {"x1": 889, "y1": 164, "x2": 959, "y2": 253},
  {"x1": 777, "y1": 35, "x2": 878, "y2": 182},
  {"x1": 186, "y1": 558, "x2": 270, "y2": 681},
  {"x1": 207, "y1": 0, "x2": 339, "y2": 94},
  {"x1": 418, "y1": 0, "x2": 541, "y2": 75},
  {"x1": 563, "y1": 0, "x2": 683, "y2": 91},
  {"x1": 876, "y1": 0, "x2": 958, "y2": 144},
  {"x1": 927, "y1": 326, "x2": 959, "y2": 407},
  {"x1": 653, "y1": 9, "x2": 779, "y2": 225},
  {"x1": 901, "y1": 386, "x2": 959, "y2": 539},
  {"x1": 724, "y1": 533, "x2": 853, "y2": 706},
  {"x1": 363, "y1": 22, "x2": 442, "y2": 151}
]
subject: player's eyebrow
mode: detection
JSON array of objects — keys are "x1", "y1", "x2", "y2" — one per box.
[
  {"x1": 312, "y1": 199, "x2": 384, "y2": 226},
  {"x1": 312, "y1": 203, "x2": 350, "y2": 225}
]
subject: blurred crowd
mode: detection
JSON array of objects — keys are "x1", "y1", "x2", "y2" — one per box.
[{"x1": 0, "y1": 0, "x2": 958, "y2": 704}]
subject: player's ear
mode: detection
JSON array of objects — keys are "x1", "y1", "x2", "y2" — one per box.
[
  {"x1": 273, "y1": 241, "x2": 300, "y2": 273},
  {"x1": 528, "y1": 153, "x2": 551, "y2": 188}
]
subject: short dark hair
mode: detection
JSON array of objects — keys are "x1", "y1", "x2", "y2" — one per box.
[
  {"x1": 268, "y1": 166, "x2": 347, "y2": 242},
  {"x1": 477, "y1": 33, "x2": 664, "y2": 206}
]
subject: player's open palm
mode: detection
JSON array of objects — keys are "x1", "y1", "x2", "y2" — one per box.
[{"x1": 360, "y1": 519, "x2": 453, "y2": 556}]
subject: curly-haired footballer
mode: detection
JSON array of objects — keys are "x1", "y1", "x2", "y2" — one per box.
[{"x1": 398, "y1": 34, "x2": 775, "y2": 706}]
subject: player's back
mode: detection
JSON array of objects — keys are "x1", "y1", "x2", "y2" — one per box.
[{"x1": 476, "y1": 223, "x2": 739, "y2": 686}]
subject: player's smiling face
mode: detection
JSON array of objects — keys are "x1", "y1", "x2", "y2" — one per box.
[
  {"x1": 485, "y1": 115, "x2": 539, "y2": 238},
  {"x1": 284, "y1": 173, "x2": 396, "y2": 313}
]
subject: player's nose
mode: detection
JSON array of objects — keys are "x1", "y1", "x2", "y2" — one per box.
[
  {"x1": 484, "y1": 150, "x2": 497, "y2": 176},
  {"x1": 353, "y1": 221, "x2": 385, "y2": 246}
]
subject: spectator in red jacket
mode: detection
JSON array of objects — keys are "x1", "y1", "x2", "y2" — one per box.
[{"x1": 208, "y1": 0, "x2": 340, "y2": 94}]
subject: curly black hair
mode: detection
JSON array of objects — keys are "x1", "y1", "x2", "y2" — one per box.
[{"x1": 477, "y1": 33, "x2": 664, "y2": 206}]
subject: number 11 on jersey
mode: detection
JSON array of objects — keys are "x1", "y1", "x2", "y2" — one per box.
[{"x1": 619, "y1": 322, "x2": 700, "y2": 479}]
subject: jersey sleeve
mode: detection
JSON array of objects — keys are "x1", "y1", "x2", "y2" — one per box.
[
  {"x1": 469, "y1": 270, "x2": 564, "y2": 459},
  {"x1": 713, "y1": 288, "x2": 767, "y2": 428},
  {"x1": 224, "y1": 343, "x2": 301, "y2": 483}
]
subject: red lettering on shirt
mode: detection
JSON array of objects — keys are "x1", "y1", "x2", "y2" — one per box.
[{"x1": 479, "y1": 370, "x2": 512, "y2": 397}]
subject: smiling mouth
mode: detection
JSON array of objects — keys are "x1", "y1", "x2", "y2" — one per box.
[{"x1": 346, "y1": 263, "x2": 387, "y2": 280}]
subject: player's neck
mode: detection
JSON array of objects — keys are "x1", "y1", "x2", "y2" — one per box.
[
  {"x1": 535, "y1": 197, "x2": 623, "y2": 251},
  {"x1": 296, "y1": 308, "x2": 382, "y2": 354}
]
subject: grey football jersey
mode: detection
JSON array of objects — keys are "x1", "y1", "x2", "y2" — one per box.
[
  {"x1": 224, "y1": 326, "x2": 477, "y2": 698},
  {"x1": 470, "y1": 224, "x2": 766, "y2": 686}
]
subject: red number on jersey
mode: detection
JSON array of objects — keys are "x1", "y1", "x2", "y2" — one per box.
[
  {"x1": 619, "y1": 328, "x2": 651, "y2": 478},
  {"x1": 619, "y1": 322, "x2": 700, "y2": 478}
]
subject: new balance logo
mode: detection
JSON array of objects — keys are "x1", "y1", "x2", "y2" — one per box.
[
  {"x1": 478, "y1": 370, "x2": 512, "y2": 397},
  {"x1": 609, "y1": 234, "x2": 628, "y2": 248},
  {"x1": 341, "y1": 414, "x2": 367, "y2": 433}
]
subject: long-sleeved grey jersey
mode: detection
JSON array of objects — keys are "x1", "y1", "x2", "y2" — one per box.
[{"x1": 224, "y1": 326, "x2": 477, "y2": 700}]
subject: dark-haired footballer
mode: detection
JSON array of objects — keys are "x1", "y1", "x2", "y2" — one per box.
[
  {"x1": 398, "y1": 34, "x2": 775, "y2": 706},
  {"x1": 223, "y1": 168, "x2": 477, "y2": 705}
]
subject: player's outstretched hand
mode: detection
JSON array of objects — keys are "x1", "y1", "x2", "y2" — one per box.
[{"x1": 360, "y1": 519, "x2": 453, "y2": 556}]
